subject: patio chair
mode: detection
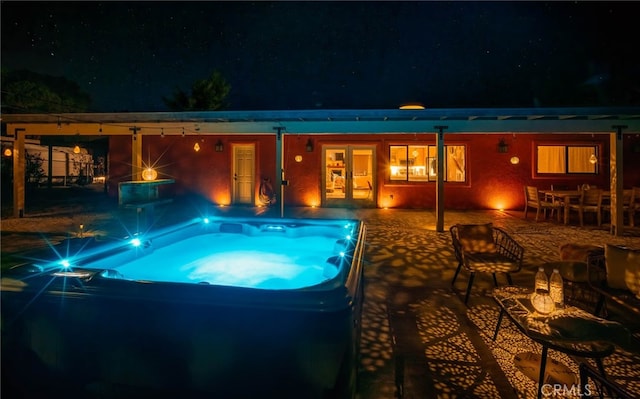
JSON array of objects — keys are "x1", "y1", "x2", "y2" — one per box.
[
  {"x1": 579, "y1": 362, "x2": 635, "y2": 399},
  {"x1": 629, "y1": 186, "x2": 640, "y2": 227},
  {"x1": 524, "y1": 185, "x2": 561, "y2": 222},
  {"x1": 602, "y1": 189, "x2": 632, "y2": 227},
  {"x1": 568, "y1": 188, "x2": 603, "y2": 226},
  {"x1": 450, "y1": 223, "x2": 525, "y2": 304}
]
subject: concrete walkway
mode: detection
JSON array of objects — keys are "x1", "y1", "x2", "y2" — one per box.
[{"x1": 2, "y1": 189, "x2": 640, "y2": 398}]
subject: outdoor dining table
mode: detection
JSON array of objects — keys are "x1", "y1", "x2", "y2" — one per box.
[
  {"x1": 539, "y1": 189, "x2": 582, "y2": 225},
  {"x1": 539, "y1": 189, "x2": 616, "y2": 225},
  {"x1": 492, "y1": 286, "x2": 630, "y2": 399}
]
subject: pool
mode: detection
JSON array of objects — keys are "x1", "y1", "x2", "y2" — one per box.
[{"x1": 1, "y1": 216, "x2": 367, "y2": 399}]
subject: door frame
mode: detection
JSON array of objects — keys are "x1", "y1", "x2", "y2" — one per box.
[
  {"x1": 322, "y1": 145, "x2": 376, "y2": 208},
  {"x1": 232, "y1": 143, "x2": 255, "y2": 205}
]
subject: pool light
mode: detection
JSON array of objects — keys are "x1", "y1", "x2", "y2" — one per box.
[
  {"x1": 59, "y1": 259, "x2": 71, "y2": 269},
  {"x1": 130, "y1": 238, "x2": 142, "y2": 247},
  {"x1": 203, "y1": 217, "x2": 210, "y2": 224}
]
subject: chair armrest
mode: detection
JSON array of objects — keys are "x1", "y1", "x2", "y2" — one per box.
[{"x1": 493, "y1": 227, "x2": 525, "y2": 271}]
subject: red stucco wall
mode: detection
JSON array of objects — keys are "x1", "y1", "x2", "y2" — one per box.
[{"x1": 109, "y1": 132, "x2": 640, "y2": 210}]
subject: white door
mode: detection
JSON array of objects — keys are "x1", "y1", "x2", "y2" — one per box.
[{"x1": 233, "y1": 144, "x2": 255, "y2": 205}]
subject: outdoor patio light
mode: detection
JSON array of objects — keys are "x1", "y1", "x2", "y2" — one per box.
[
  {"x1": 589, "y1": 154, "x2": 598, "y2": 164},
  {"x1": 295, "y1": 155, "x2": 303, "y2": 162},
  {"x1": 510, "y1": 156, "x2": 520, "y2": 165},
  {"x1": 193, "y1": 142, "x2": 200, "y2": 152},
  {"x1": 3, "y1": 148, "x2": 12, "y2": 157},
  {"x1": 141, "y1": 167, "x2": 158, "y2": 181},
  {"x1": 73, "y1": 145, "x2": 81, "y2": 154},
  {"x1": 215, "y1": 140, "x2": 224, "y2": 152},
  {"x1": 399, "y1": 103, "x2": 425, "y2": 110},
  {"x1": 306, "y1": 138, "x2": 314, "y2": 152},
  {"x1": 497, "y1": 138, "x2": 508, "y2": 153},
  {"x1": 531, "y1": 289, "x2": 555, "y2": 314}
]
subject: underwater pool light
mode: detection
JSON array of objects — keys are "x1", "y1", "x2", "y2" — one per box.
[
  {"x1": 203, "y1": 217, "x2": 210, "y2": 224},
  {"x1": 339, "y1": 251, "x2": 345, "y2": 257},
  {"x1": 59, "y1": 259, "x2": 71, "y2": 269},
  {"x1": 130, "y1": 238, "x2": 142, "y2": 247},
  {"x1": 345, "y1": 234, "x2": 352, "y2": 241}
]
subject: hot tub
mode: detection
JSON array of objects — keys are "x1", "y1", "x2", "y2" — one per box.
[{"x1": 1, "y1": 216, "x2": 367, "y2": 399}]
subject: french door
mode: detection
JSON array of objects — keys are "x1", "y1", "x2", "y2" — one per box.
[{"x1": 323, "y1": 145, "x2": 376, "y2": 207}]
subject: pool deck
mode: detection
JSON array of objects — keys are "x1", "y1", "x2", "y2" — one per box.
[{"x1": 2, "y1": 187, "x2": 640, "y2": 398}]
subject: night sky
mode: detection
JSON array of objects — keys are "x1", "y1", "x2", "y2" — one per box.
[{"x1": 2, "y1": 1, "x2": 639, "y2": 112}]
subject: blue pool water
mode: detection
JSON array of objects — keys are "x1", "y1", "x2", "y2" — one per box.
[{"x1": 101, "y1": 233, "x2": 341, "y2": 289}]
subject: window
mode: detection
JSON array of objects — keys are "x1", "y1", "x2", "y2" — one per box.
[
  {"x1": 536, "y1": 145, "x2": 598, "y2": 174},
  {"x1": 390, "y1": 144, "x2": 465, "y2": 182}
]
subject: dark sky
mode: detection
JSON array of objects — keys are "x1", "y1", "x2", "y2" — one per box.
[{"x1": 2, "y1": 1, "x2": 640, "y2": 112}]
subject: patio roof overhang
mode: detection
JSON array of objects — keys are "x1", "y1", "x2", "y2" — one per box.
[{"x1": 2, "y1": 106, "x2": 640, "y2": 136}]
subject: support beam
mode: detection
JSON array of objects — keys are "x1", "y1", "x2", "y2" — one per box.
[
  {"x1": 12, "y1": 128, "x2": 26, "y2": 217},
  {"x1": 434, "y1": 125, "x2": 448, "y2": 232},
  {"x1": 609, "y1": 125, "x2": 626, "y2": 236},
  {"x1": 130, "y1": 127, "x2": 142, "y2": 181},
  {"x1": 273, "y1": 126, "x2": 286, "y2": 217}
]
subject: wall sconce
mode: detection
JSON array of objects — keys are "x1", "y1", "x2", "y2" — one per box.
[
  {"x1": 589, "y1": 154, "x2": 598, "y2": 164},
  {"x1": 294, "y1": 155, "x2": 303, "y2": 162},
  {"x1": 306, "y1": 138, "x2": 314, "y2": 152},
  {"x1": 510, "y1": 156, "x2": 520, "y2": 165},
  {"x1": 73, "y1": 145, "x2": 81, "y2": 154},
  {"x1": 215, "y1": 140, "x2": 224, "y2": 152},
  {"x1": 3, "y1": 148, "x2": 12, "y2": 157},
  {"x1": 497, "y1": 138, "x2": 508, "y2": 153},
  {"x1": 193, "y1": 142, "x2": 201, "y2": 152}
]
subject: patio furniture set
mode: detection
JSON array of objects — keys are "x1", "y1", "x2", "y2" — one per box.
[
  {"x1": 449, "y1": 223, "x2": 639, "y2": 399},
  {"x1": 524, "y1": 185, "x2": 640, "y2": 228}
]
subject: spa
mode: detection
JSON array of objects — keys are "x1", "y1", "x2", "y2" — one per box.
[{"x1": 1, "y1": 216, "x2": 367, "y2": 398}]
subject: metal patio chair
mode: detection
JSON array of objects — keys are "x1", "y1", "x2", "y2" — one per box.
[{"x1": 450, "y1": 223, "x2": 525, "y2": 304}]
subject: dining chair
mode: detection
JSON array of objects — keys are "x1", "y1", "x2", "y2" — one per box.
[
  {"x1": 523, "y1": 186, "x2": 560, "y2": 222},
  {"x1": 568, "y1": 188, "x2": 603, "y2": 226},
  {"x1": 629, "y1": 187, "x2": 640, "y2": 227},
  {"x1": 601, "y1": 189, "x2": 632, "y2": 227}
]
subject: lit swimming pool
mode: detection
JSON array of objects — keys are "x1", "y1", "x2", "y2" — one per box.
[{"x1": 1, "y1": 216, "x2": 367, "y2": 399}]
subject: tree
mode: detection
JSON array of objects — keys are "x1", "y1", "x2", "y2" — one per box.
[
  {"x1": 1, "y1": 69, "x2": 91, "y2": 113},
  {"x1": 163, "y1": 70, "x2": 231, "y2": 111}
]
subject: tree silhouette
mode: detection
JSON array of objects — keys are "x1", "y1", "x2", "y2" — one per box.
[
  {"x1": 1, "y1": 69, "x2": 91, "y2": 113},
  {"x1": 163, "y1": 70, "x2": 231, "y2": 111}
]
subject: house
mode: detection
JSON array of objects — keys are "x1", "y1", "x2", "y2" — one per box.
[{"x1": 3, "y1": 107, "x2": 640, "y2": 232}]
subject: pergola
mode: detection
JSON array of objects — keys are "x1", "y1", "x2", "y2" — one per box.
[{"x1": 3, "y1": 106, "x2": 640, "y2": 235}]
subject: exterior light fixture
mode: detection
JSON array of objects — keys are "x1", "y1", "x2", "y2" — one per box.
[
  {"x1": 215, "y1": 140, "x2": 224, "y2": 152},
  {"x1": 193, "y1": 142, "x2": 200, "y2": 152},
  {"x1": 589, "y1": 154, "x2": 598, "y2": 164},
  {"x1": 4, "y1": 148, "x2": 12, "y2": 157},
  {"x1": 399, "y1": 103, "x2": 425, "y2": 110},
  {"x1": 306, "y1": 139, "x2": 314, "y2": 152},
  {"x1": 294, "y1": 155, "x2": 303, "y2": 162},
  {"x1": 73, "y1": 145, "x2": 81, "y2": 154},
  {"x1": 141, "y1": 167, "x2": 158, "y2": 181},
  {"x1": 497, "y1": 138, "x2": 508, "y2": 153},
  {"x1": 510, "y1": 156, "x2": 520, "y2": 165}
]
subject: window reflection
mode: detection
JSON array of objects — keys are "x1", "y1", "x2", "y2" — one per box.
[{"x1": 390, "y1": 144, "x2": 465, "y2": 182}]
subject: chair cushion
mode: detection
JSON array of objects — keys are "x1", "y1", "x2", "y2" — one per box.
[
  {"x1": 604, "y1": 244, "x2": 640, "y2": 294},
  {"x1": 457, "y1": 223, "x2": 496, "y2": 253},
  {"x1": 559, "y1": 243, "x2": 603, "y2": 262},
  {"x1": 464, "y1": 253, "x2": 518, "y2": 273}
]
